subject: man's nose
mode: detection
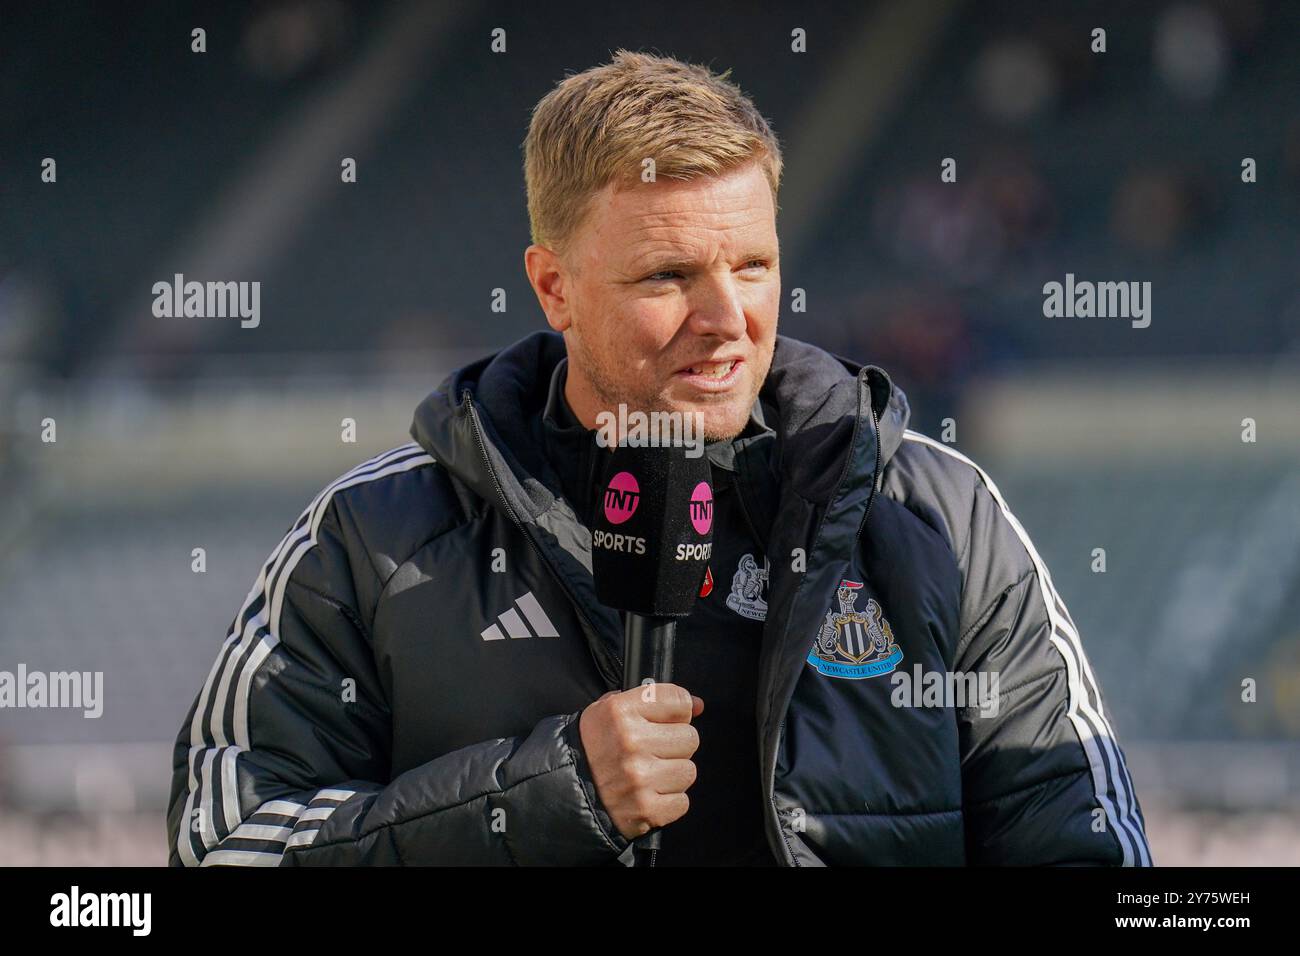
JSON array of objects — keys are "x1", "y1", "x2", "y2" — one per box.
[{"x1": 683, "y1": 272, "x2": 749, "y2": 340}]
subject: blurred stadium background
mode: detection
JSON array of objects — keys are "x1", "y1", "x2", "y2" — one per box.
[{"x1": 2, "y1": 0, "x2": 1298, "y2": 864}]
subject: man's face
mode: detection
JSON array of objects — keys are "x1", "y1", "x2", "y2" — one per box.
[{"x1": 529, "y1": 160, "x2": 780, "y2": 442}]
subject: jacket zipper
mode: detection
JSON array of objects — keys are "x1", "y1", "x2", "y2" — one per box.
[
  {"x1": 463, "y1": 390, "x2": 624, "y2": 686},
  {"x1": 769, "y1": 373, "x2": 883, "y2": 867}
]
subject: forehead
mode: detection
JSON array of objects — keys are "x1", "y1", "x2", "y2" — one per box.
[{"x1": 578, "y1": 162, "x2": 776, "y2": 253}]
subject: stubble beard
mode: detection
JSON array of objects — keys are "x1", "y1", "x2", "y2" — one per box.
[{"x1": 579, "y1": 344, "x2": 764, "y2": 445}]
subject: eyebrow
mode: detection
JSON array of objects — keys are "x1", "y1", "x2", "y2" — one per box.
[
  {"x1": 633, "y1": 257, "x2": 692, "y2": 272},
  {"x1": 633, "y1": 250, "x2": 777, "y2": 274}
]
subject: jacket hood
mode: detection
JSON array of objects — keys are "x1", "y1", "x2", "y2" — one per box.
[{"x1": 408, "y1": 329, "x2": 910, "y2": 521}]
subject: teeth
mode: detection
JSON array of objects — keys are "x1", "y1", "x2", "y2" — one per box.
[{"x1": 687, "y1": 361, "x2": 734, "y2": 378}]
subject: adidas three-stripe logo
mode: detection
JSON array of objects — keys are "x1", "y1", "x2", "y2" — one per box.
[{"x1": 480, "y1": 591, "x2": 560, "y2": 641}]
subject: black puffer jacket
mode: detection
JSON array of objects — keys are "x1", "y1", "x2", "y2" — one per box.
[{"x1": 167, "y1": 330, "x2": 1151, "y2": 866}]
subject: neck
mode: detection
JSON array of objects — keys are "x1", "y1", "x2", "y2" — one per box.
[{"x1": 560, "y1": 361, "x2": 608, "y2": 433}]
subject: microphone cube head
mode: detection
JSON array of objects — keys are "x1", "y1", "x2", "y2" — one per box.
[{"x1": 590, "y1": 442, "x2": 714, "y2": 617}]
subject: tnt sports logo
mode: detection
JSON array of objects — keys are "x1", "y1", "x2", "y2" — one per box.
[
  {"x1": 689, "y1": 481, "x2": 713, "y2": 534},
  {"x1": 604, "y1": 471, "x2": 640, "y2": 524}
]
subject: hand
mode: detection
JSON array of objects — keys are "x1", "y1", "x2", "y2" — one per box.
[{"x1": 578, "y1": 683, "x2": 704, "y2": 841}]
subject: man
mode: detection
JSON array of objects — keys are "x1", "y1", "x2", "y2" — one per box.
[{"x1": 167, "y1": 50, "x2": 1151, "y2": 866}]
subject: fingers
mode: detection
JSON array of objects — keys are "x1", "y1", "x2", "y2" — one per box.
[
  {"x1": 647, "y1": 720, "x2": 701, "y2": 759},
  {"x1": 650, "y1": 757, "x2": 698, "y2": 795},
  {"x1": 633, "y1": 683, "x2": 702, "y2": 723},
  {"x1": 627, "y1": 791, "x2": 692, "y2": 836}
]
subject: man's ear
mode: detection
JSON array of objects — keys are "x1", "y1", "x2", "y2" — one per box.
[{"x1": 524, "y1": 244, "x2": 571, "y2": 332}]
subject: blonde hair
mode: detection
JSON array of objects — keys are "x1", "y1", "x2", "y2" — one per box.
[{"x1": 524, "y1": 49, "x2": 783, "y2": 254}]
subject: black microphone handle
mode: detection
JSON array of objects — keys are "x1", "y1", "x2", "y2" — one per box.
[
  {"x1": 622, "y1": 613, "x2": 677, "y2": 863},
  {"x1": 622, "y1": 613, "x2": 676, "y2": 691}
]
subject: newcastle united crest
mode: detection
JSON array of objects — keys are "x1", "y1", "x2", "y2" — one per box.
[
  {"x1": 806, "y1": 579, "x2": 904, "y2": 679},
  {"x1": 726, "y1": 553, "x2": 768, "y2": 621}
]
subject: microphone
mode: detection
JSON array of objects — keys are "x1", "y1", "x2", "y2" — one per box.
[{"x1": 590, "y1": 439, "x2": 714, "y2": 865}]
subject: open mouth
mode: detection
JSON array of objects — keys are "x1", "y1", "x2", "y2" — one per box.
[{"x1": 675, "y1": 358, "x2": 742, "y2": 389}]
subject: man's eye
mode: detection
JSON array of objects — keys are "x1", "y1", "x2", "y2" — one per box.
[
  {"x1": 743, "y1": 260, "x2": 768, "y2": 270},
  {"x1": 646, "y1": 271, "x2": 681, "y2": 281}
]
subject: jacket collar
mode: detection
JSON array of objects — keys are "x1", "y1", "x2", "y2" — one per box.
[
  {"x1": 539, "y1": 355, "x2": 778, "y2": 524},
  {"x1": 409, "y1": 329, "x2": 909, "y2": 518}
]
